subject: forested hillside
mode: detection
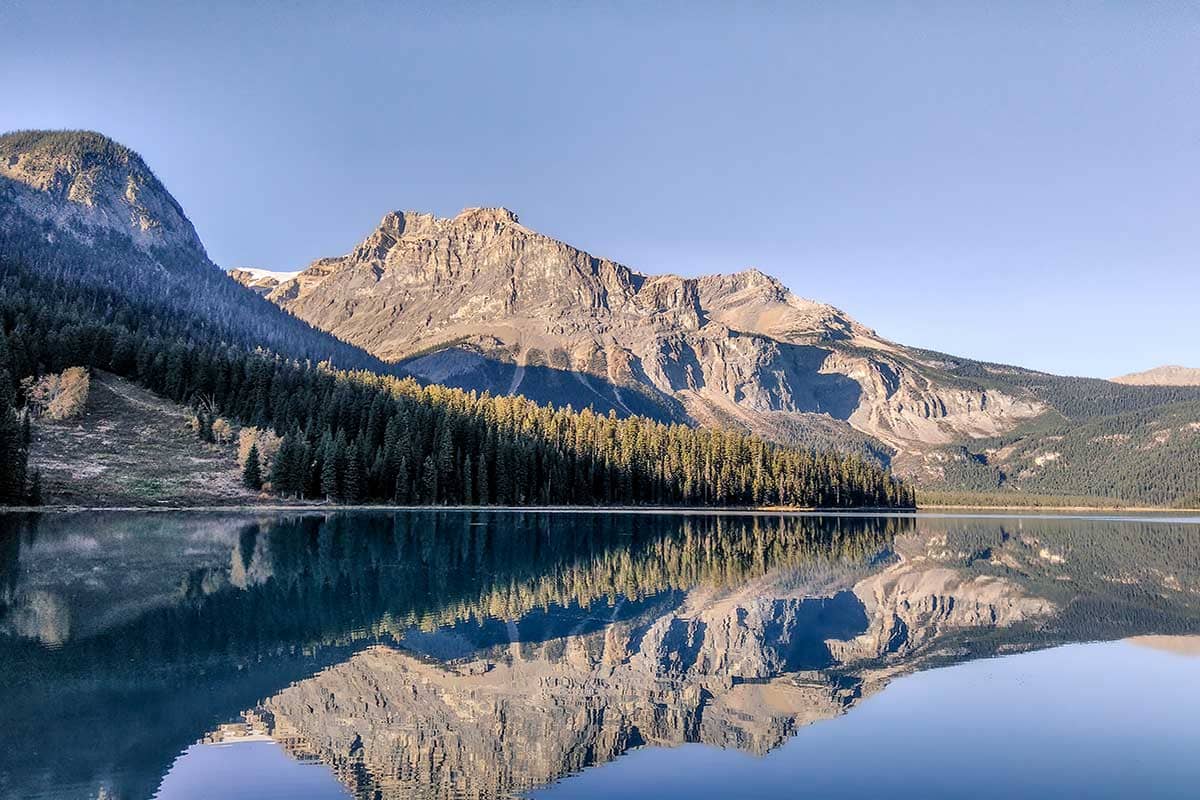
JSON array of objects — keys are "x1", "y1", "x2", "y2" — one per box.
[
  {"x1": 922, "y1": 353, "x2": 1200, "y2": 421},
  {"x1": 896, "y1": 352, "x2": 1200, "y2": 506},
  {"x1": 906, "y1": 402, "x2": 1200, "y2": 507},
  {"x1": 0, "y1": 257, "x2": 913, "y2": 508},
  {"x1": 0, "y1": 131, "x2": 394, "y2": 376}
]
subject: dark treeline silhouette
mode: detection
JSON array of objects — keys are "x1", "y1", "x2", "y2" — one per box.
[
  {"x1": 0, "y1": 257, "x2": 914, "y2": 507},
  {"x1": 0, "y1": 324, "x2": 30, "y2": 505}
]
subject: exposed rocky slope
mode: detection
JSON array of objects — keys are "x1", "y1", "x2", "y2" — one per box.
[
  {"x1": 258, "y1": 208, "x2": 1046, "y2": 451},
  {"x1": 1113, "y1": 365, "x2": 1200, "y2": 386},
  {"x1": 0, "y1": 130, "x2": 204, "y2": 256}
]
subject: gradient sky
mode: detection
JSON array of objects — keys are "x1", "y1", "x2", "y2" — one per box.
[{"x1": 2, "y1": 1, "x2": 1197, "y2": 378}]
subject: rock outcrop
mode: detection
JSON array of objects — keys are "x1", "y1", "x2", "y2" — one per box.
[
  {"x1": 228, "y1": 267, "x2": 299, "y2": 296},
  {"x1": 0, "y1": 130, "x2": 205, "y2": 255}
]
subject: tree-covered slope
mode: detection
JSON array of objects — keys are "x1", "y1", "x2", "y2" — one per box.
[
  {"x1": 0, "y1": 129, "x2": 396, "y2": 374},
  {"x1": 0, "y1": 256, "x2": 912, "y2": 508},
  {"x1": 902, "y1": 401, "x2": 1200, "y2": 507}
]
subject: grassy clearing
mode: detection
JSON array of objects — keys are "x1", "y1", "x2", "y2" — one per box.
[{"x1": 27, "y1": 370, "x2": 260, "y2": 507}]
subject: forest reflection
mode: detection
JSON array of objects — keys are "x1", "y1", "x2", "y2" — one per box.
[{"x1": 0, "y1": 511, "x2": 906, "y2": 656}]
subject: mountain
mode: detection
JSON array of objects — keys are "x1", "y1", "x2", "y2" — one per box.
[
  {"x1": 0, "y1": 130, "x2": 390, "y2": 372},
  {"x1": 2, "y1": 130, "x2": 908, "y2": 510},
  {"x1": 252, "y1": 206, "x2": 1200, "y2": 503},
  {"x1": 227, "y1": 267, "x2": 299, "y2": 296},
  {"x1": 1113, "y1": 365, "x2": 1200, "y2": 386},
  {"x1": 4, "y1": 130, "x2": 1197, "y2": 505},
  {"x1": 259, "y1": 208, "x2": 1049, "y2": 448}
]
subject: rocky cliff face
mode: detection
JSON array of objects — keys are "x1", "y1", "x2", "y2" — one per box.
[
  {"x1": 0, "y1": 130, "x2": 205, "y2": 256},
  {"x1": 262, "y1": 207, "x2": 1046, "y2": 450},
  {"x1": 0, "y1": 130, "x2": 394, "y2": 373}
]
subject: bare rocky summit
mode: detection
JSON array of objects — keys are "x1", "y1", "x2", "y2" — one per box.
[
  {"x1": 0, "y1": 130, "x2": 205, "y2": 256},
  {"x1": 1112, "y1": 365, "x2": 1200, "y2": 386},
  {"x1": 262, "y1": 207, "x2": 1045, "y2": 449}
]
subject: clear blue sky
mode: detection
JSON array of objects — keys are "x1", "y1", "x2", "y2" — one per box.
[{"x1": 2, "y1": 1, "x2": 1197, "y2": 378}]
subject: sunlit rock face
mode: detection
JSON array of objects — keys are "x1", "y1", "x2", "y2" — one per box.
[
  {"x1": 0, "y1": 130, "x2": 205, "y2": 255},
  {"x1": 259, "y1": 207, "x2": 1044, "y2": 448}
]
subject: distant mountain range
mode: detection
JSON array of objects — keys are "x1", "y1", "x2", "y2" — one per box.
[
  {"x1": 3, "y1": 129, "x2": 1198, "y2": 504},
  {"x1": 1112, "y1": 365, "x2": 1200, "y2": 386}
]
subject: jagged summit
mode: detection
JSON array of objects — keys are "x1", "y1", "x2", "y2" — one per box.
[
  {"x1": 455, "y1": 206, "x2": 520, "y2": 225},
  {"x1": 255, "y1": 204, "x2": 1044, "y2": 448},
  {"x1": 0, "y1": 129, "x2": 205, "y2": 255}
]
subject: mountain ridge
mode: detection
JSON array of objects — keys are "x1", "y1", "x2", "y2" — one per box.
[
  {"x1": 0, "y1": 129, "x2": 395, "y2": 374},
  {"x1": 4, "y1": 129, "x2": 1198, "y2": 505},
  {"x1": 247, "y1": 205, "x2": 1050, "y2": 452},
  {"x1": 1112, "y1": 365, "x2": 1200, "y2": 386}
]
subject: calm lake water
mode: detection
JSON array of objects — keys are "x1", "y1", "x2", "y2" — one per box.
[{"x1": 1, "y1": 510, "x2": 1198, "y2": 799}]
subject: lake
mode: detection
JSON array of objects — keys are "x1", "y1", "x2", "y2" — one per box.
[{"x1": 1, "y1": 510, "x2": 1198, "y2": 799}]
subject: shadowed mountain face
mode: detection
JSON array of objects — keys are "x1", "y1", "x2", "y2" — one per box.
[{"x1": 2, "y1": 511, "x2": 1199, "y2": 800}]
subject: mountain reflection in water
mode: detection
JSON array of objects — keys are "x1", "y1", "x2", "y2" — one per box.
[{"x1": 1, "y1": 511, "x2": 1199, "y2": 800}]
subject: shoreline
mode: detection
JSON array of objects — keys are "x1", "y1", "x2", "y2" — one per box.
[{"x1": 1, "y1": 503, "x2": 1197, "y2": 518}]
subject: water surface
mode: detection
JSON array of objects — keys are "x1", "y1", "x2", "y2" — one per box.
[{"x1": 1, "y1": 510, "x2": 1198, "y2": 799}]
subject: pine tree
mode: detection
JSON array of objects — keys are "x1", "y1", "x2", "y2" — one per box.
[
  {"x1": 394, "y1": 456, "x2": 410, "y2": 504},
  {"x1": 0, "y1": 404, "x2": 26, "y2": 505},
  {"x1": 243, "y1": 443, "x2": 263, "y2": 491},
  {"x1": 476, "y1": 455, "x2": 489, "y2": 506},
  {"x1": 321, "y1": 432, "x2": 340, "y2": 501},
  {"x1": 344, "y1": 441, "x2": 363, "y2": 503},
  {"x1": 271, "y1": 434, "x2": 297, "y2": 497},
  {"x1": 462, "y1": 454, "x2": 474, "y2": 505},
  {"x1": 421, "y1": 455, "x2": 438, "y2": 504}
]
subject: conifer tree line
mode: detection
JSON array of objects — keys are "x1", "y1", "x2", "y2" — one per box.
[
  {"x1": 0, "y1": 328, "x2": 32, "y2": 505},
  {"x1": 0, "y1": 257, "x2": 914, "y2": 508}
]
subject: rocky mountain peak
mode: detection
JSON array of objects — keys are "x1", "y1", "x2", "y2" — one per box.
[
  {"x1": 453, "y1": 206, "x2": 521, "y2": 227},
  {"x1": 0, "y1": 129, "x2": 205, "y2": 255},
  {"x1": 250, "y1": 204, "x2": 1051, "y2": 451}
]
